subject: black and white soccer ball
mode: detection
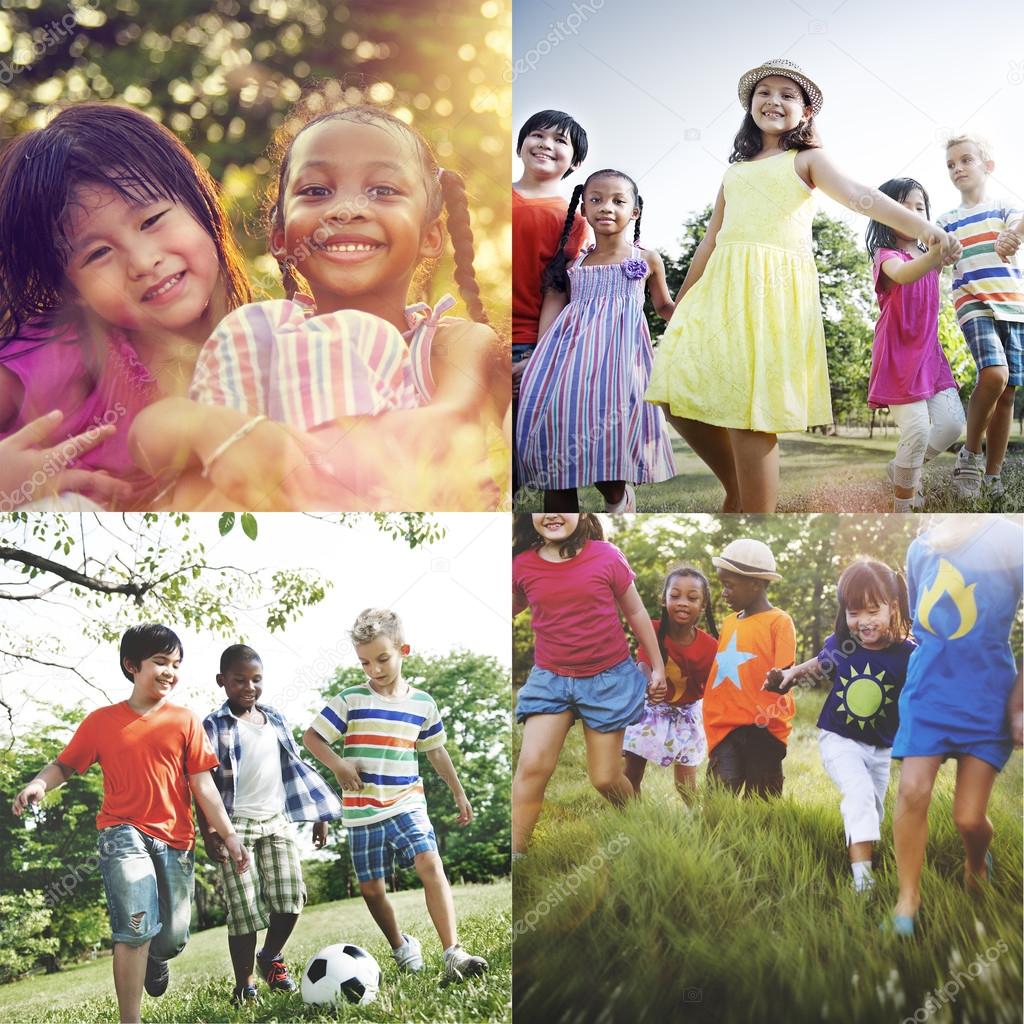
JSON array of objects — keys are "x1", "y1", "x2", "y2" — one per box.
[{"x1": 301, "y1": 943, "x2": 381, "y2": 1006}]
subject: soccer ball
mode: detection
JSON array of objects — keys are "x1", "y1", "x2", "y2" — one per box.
[{"x1": 301, "y1": 943, "x2": 381, "y2": 1006}]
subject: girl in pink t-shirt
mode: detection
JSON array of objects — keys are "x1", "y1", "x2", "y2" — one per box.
[
  {"x1": 865, "y1": 178, "x2": 964, "y2": 512},
  {"x1": 511, "y1": 513, "x2": 666, "y2": 855}
]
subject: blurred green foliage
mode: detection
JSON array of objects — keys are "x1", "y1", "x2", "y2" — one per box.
[{"x1": 0, "y1": 0, "x2": 510, "y2": 327}]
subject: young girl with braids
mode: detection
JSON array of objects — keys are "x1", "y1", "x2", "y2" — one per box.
[
  {"x1": 131, "y1": 97, "x2": 506, "y2": 509},
  {"x1": 515, "y1": 169, "x2": 676, "y2": 513},
  {"x1": 622, "y1": 565, "x2": 719, "y2": 800}
]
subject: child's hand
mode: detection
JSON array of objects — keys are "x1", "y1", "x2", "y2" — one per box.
[
  {"x1": 455, "y1": 793, "x2": 473, "y2": 826},
  {"x1": 994, "y1": 230, "x2": 1021, "y2": 262},
  {"x1": 647, "y1": 677, "x2": 668, "y2": 703},
  {"x1": 223, "y1": 834, "x2": 250, "y2": 874},
  {"x1": 12, "y1": 780, "x2": 45, "y2": 816},
  {"x1": 763, "y1": 668, "x2": 794, "y2": 694},
  {"x1": 203, "y1": 833, "x2": 229, "y2": 864},
  {"x1": 313, "y1": 822, "x2": 328, "y2": 848},
  {"x1": 333, "y1": 759, "x2": 364, "y2": 791}
]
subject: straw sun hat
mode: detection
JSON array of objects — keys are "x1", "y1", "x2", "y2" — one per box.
[
  {"x1": 711, "y1": 539, "x2": 782, "y2": 581},
  {"x1": 737, "y1": 58, "x2": 823, "y2": 116}
]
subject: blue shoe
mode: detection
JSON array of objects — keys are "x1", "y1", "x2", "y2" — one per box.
[{"x1": 881, "y1": 913, "x2": 916, "y2": 937}]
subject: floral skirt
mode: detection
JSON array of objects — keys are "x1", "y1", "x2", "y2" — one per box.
[{"x1": 622, "y1": 700, "x2": 706, "y2": 766}]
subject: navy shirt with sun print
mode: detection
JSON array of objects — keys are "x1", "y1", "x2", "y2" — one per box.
[{"x1": 814, "y1": 633, "x2": 916, "y2": 747}]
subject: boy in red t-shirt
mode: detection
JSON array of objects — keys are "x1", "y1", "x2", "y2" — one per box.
[{"x1": 12, "y1": 624, "x2": 249, "y2": 1023}]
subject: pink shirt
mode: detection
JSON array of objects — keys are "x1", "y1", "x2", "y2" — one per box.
[
  {"x1": 513, "y1": 539, "x2": 636, "y2": 676},
  {"x1": 867, "y1": 248, "x2": 957, "y2": 407}
]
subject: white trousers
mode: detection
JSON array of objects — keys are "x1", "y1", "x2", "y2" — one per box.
[
  {"x1": 818, "y1": 729, "x2": 892, "y2": 845},
  {"x1": 889, "y1": 388, "x2": 965, "y2": 486}
]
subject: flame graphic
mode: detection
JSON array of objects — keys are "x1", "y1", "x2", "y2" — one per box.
[{"x1": 918, "y1": 559, "x2": 977, "y2": 639}]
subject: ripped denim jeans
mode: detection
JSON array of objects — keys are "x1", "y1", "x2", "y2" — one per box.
[{"x1": 97, "y1": 824, "x2": 194, "y2": 959}]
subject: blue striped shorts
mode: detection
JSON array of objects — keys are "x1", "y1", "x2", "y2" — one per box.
[{"x1": 347, "y1": 808, "x2": 437, "y2": 882}]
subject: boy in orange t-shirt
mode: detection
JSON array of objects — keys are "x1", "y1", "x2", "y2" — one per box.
[
  {"x1": 704, "y1": 539, "x2": 796, "y2": 797},
  {"x1": 12, "y1": 624, "x2": 249, "y2": 1023}
]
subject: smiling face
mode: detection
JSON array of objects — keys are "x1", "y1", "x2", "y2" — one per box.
[
  {"x1": 582, "y1": 176, "x2": 638, "y2": 237},
  {"x1": 218, "y1": 656, "x2": 264, "y2": 714},
  {"x1": 749, "y1": 75, "x2": 811, "y2": 136},
  {"x1": 64, "y1": 184, "x2": 222, "y2": 339},
  {"x1": 531, "y1": 513, "x2": 580, "y2": 545},
  {"x1": 664, "y1": 573, "x2": 705, "y2": 629},
  {"x1": 845, "y1": 601, "x2": 893, "y2": 650},
  {"x1": 946, "y1": 141, "x2": 992, "y2": 197},
  {"x1": 272, "y1": 117, "x2": 443, "y2": 317},
  {"x1": 355, "y1": 635, "x2": 409, "y2": 692},
  {"x1": 125, "y1": 648, "x2": 182, "y2": 704},
  {"x1": 518, "y1": 125, "x2": 576, "y2": 182}
]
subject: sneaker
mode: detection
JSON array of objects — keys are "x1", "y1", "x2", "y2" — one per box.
[
  {"x1": 391, "y1": 933, "x2": 424, "y2": 973},
  {"x1": 951, "y1": 451, "x2": 982, "y2": 499},
  {"x1": 853, "y1": 873, "x2": 876, "y2": 895},
  {"x1": 443, "y1": 944, "x2": 489, "y2": 982},
  {"x1": 231, "y1": 982, "x2": 259, "y2": 1005},
  {"x1": 144, "y1": 955, "x2": 169, "y2": 997},
  {"x1": 983, "y1": 476, "x2": 1006, "y2": 501},
  {"x1": 256, "y1": 951, "x2": 297, "y2": 992},
  {"x1": 604, "y1": 483, "x2": 636, "y2": 514}
]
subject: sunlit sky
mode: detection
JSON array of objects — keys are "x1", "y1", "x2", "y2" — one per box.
[
  {"x1": 513, "y1": 0, "x2": 1024, "y2": 252},
  {"x1": 2, "y1": 513, "x2": 510, "y2": 737}
]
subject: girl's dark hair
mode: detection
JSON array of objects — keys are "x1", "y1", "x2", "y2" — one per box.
[
  {"x1": 512, "y1": 513, "x2": 604, "y2": 559},
  {"x1": 120, "y1": 624, "x2": 183, "y2": 681},
  {"x1": 656, "y1": 565, "x2": 718, "y2": 665},
  {"x1": 219, "y1": 643, "x2": 262, "y2": 674},
  {"x1": 0, "y1": 103, "x2": 251, "y2": 342},
  {"x1": 865, "y1": 177, "x2": 930, "y2": 258},
  {"x1": 541, "y1": 169, "x2": 643, "y2": 294},
  {"x1": 729, "y1": 81, "x2": 821, "y2": 163},
  {"x1": 834, "y1": 559, "x2": 911, "y2": 646},
  {"x1": 516, "y1": 110, "x2": 589, "y2": 178},
  {"x1": 266, "y1": 94, "x2": 489, "y2": 325}
]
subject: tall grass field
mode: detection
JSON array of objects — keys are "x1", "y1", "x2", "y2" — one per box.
[
  {"x1": 513, "y1": 694, "x2": 1022, "y2": 1024},
  {"x1": 0, "y1": 881, "x2": 510, "y2": 1023}
]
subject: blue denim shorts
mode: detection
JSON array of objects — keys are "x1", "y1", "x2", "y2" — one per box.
[
  {"x1": 97, "y1": 824, "x2": 194, "y2": 958},
  {"x1": 347, "y1": 808, "x2": 437, "y2": 883},
  {"x1": 515, "y1": 656, "x2": 647, "y2": 732},
  {"x1": 960, "y1": 317, "x2": 1023, "y2": 384}
]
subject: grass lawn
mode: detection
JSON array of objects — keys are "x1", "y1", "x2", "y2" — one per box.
[
  {"x1": 512, "y1": 696, "x2": 1023, "y2": 1024},
  {"x1": 514, "y1": 434, "x2": 1024, "y2": 513},
  {"x1": 0, "y1": 881, "x2": 510, "y2": 1023}
]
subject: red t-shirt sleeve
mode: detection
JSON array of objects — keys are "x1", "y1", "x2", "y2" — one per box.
[
  {"x1": 183, "y1": 712, "x2": 220, "y2": 774},
  {"x1": 566, "y1": 215, "x2": 588, "y2": 260},
  {"x1": 58, "y1": 711, "x2": 101, "y2": 774},
  {"x1": 606, "y1": 544, "x2": 636, "y2": 597}
]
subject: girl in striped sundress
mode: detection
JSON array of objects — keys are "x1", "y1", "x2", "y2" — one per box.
[{"x1": 515, "y1": 169, "x2": 677, "y2": 512}]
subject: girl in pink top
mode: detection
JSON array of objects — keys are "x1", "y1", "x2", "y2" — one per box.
[
  {"x1": 865, "y1": 178, "x2": 964, "y2": 512},
  {"x1": 511, "y1": 513, "x2": 666, "y2": 855}
]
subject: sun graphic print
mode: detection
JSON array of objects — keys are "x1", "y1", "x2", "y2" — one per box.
[{"x1": 832, "y1": 661, "x2": 897, "y2": 730}]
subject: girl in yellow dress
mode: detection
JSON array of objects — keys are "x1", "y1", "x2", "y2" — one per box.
[{"x1": 646, "y1": 59, "x2": 960, "y2": 513}]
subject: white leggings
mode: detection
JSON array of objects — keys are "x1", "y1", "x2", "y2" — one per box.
[{"x1": 889, "y1": 388, "x2": 964, "y2": 488}]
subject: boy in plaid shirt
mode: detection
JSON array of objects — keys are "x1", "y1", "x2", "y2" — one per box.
[
  {"x1": 200, "y1": 644, "x2": 343, "y2": 1004},
  {"x1": 303, "y1": 608, "x2": 488, "y2": 982}
]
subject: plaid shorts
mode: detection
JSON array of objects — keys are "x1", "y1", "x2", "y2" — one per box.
[
  {"x1": 347, "y1": 808, "x2": 437, "y2": 883},
  {"x1": 960, "y1": 317, "x2": 1024, "y2": 385},
  {"x1": 219, "y1": 813, "x2": 306, "y2": 936}
]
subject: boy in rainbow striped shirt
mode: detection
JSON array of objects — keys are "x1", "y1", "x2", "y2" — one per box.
[
  {"x1": 938, "y1": 134, "x2": 1024, "y2": 501},
  {"x1": 303, "y1": 608, "x2": 488, "y2": 982}
]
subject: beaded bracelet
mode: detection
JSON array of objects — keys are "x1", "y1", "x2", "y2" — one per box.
[{"x1": 200, "y1": 415, "x2": 268, "y2": 479}]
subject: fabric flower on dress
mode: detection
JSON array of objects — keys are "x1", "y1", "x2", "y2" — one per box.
[{"x1": 622, "y1": 258, "x2": 648, "y2": 279}]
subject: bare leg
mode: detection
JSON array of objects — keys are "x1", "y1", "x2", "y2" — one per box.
[
  {"x1": 983, "y1": 385, "x2": 1016, "y2": 477},
  {"x1": 891, "y1": 755, "x2": 943, "y2": 918},
  {"x1": 658, "y1": 408, "x2": 741, "y2": 511},
  {"x1": 594, "y1": 480, "x2": 626, "y2": 506},
  {"x1": 849, "y1": 840, "x2": 873, "y2": 865},
  {"x1": 583, "y1": 728, "x2": 635, "y2": 806},
  {"x1": 964, "y1": 365, "x2": 1009, "y2": 455},
  {"x1": 414, "y1": 851, "x2": 457, "y2": 950},
  {"x1": 727, "y1": 428, "x2": 779, "y2": 513},
  {"x1": 112, "y1": 940, "x2": 150, "y2": 1024},
  {"x1": 543, "y1": 489, "x2": 579, "y2": 513},
  {"x1": 260, "y1": 911, "x2": 299, "y2": 959},
  {"x1": 227, "y1": 933, "x2": 257, "y2": 989},
  {"x1": 673, "y1": 764, "x2": 697, "y2": 802},
  {"x1": 622, "y1": 751, "x2": 647, "y2": 796},
  {"x1": 952, "y1": 755, "x2": 998, "y2": 892},
  {"x1": 512, "y1": 712, "x2": 575, "y2": 853},
  {"x1": 359, "y1": 878, "x2": 403, "y2": 948}
]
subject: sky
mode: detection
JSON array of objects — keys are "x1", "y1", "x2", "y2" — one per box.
[
  {"x1": 1, "y1": 512, "x2": 510, "y2": 736},
  {"x1": 512, "y1": 0, "x2": 1024, "y2": 252}
]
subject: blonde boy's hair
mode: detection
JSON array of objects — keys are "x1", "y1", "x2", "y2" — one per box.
[
  {"x1": 945, "y1": 133, "x2": 993, "y2": 163},
  {"x1": 350, "y1": 607, "x2": 405, "y2": 646}
]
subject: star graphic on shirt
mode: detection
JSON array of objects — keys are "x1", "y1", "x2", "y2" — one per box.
[{"x1": 710, "y1": 634, "x2": 756, "y2": 689}]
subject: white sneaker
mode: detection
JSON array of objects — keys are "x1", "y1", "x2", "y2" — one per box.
[
  {"x1": 604, "y1": 483, "x2": 636, "y2": 513},
  {"x1": 951, "y1": 451, "x2": 982, "y2": 499},
  {"x1": 391, "y1": 933, "x2": 424, "y2": 973},
  {"x1": 983, "y1": 476, "x2": 1006, "y2": 501},
  {"x1": 443, "y1": 944, "x2": 488, "y2": 981}
]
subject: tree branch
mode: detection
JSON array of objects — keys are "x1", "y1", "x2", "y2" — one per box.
[
  {"x1": 0, "y1": 547, "x2": 151, "y2": 601},
  {"x1": 0, "y1": 649, "x2": 114, "y2": 703}
]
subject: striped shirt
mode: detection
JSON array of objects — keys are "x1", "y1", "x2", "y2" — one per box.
[
  {"x1": 937, "y1": 199, "x2": 1024, "y2": 325},
  {"x1": 308, "y1": 683, "x2": 446, "y2": 827},
  {"x1": 189, "y1": 296, "x2": 455, "y2": 431}
]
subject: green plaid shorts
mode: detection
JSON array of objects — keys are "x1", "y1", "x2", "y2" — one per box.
[{"x1": 219, "y1": 813, "x2": 306, "y2": 936}]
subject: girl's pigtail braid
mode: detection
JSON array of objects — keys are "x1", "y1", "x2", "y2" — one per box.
[
  {"x1": 279, "y1": 260, "x2": 300, "y2": 302},
  {"x1": 634, "y1": 195, "x2": 644, "y2": 243},
  {"x1": 439, "y1": 168, "x2": 489, "y2": 325},
  {"x1": 702, "y1": 577, "x2": 719, "y2": 639},
  {"x1": 656, "y1": 614, "x2": 669, "y2": 669},
  {"x1": 541, "y1": 184, "x2": 584, "y2": 295},
  {"x1": 894, "y1": 570, "x2": 912, "y2": 639}
]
